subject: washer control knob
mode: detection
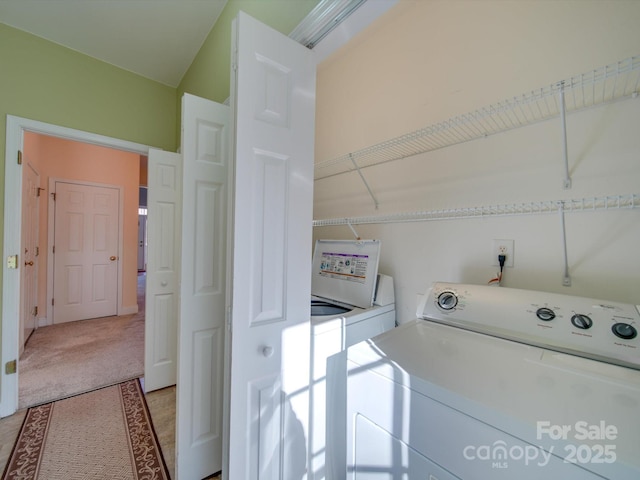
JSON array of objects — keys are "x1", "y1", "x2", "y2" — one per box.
[
  {"x1": 571, "y1": 314, "x2": 593, "y2": 330},
  {"x1": 437, "y1": 291, "x2": 458, "y2": 310},
  {"x1": 536, "y1": 307, "x2": 556, "y2": 322},
  {"x1": 612, "y1": 323, "x2": 637, "y2": 340}
]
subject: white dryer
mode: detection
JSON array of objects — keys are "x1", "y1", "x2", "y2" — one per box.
[
  {"x1": 309, "y1": 239, "x2": 396, "y2": 480},
  {"x1": 345, "y1": 282, "x2": 640, "y2": 479}
]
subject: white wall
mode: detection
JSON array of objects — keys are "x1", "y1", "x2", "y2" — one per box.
[{"x1": 313, "y1": 0, "x2": 640, "y2": 324}]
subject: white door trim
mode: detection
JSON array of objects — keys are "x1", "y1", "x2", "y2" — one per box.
[
  {"x1": 1, "y1": 115, "x2": 151, "y2": 418},
  {"x1": 46, "y1": 178, "x2": 126, "y2": 325}
]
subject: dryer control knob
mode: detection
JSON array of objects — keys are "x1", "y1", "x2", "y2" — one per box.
[
  {"x1": 536, "y1": 307, "x2": 556, "y2": 321},
  {"x1": 612, "y1": 323, "x2": 637, "y2": 340},
  {"x1": 571, "y1": 314, "x2": 593, "y2": 330},
  {"x1": 437, "y1": 291, "x2": 458, "y2": 310}
]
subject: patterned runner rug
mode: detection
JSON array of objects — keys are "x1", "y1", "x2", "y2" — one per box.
[{"x1": 2, "y1": 379, "x2": 170, "y2": 480}]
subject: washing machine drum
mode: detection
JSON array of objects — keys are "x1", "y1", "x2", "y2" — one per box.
[{"x1": 311, "y1": 299, "x2": 352, "y2": 316}]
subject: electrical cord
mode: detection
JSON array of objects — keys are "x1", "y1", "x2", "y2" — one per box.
[{"x1": 488, "y1": 254, "x2": 507, "y2": 286}]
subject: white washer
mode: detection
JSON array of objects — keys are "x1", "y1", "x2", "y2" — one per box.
[
  {"x1": 345, "y1": 282, "x2": 640, "y2": 479},
  {"x1": 309, "y1": 239, "x2": 396, "y2": 480}
]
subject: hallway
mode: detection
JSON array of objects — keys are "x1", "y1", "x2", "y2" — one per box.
[
  {"x1": 18, "y1": 273, "x2": 146, "y2": 408},
  {"x1": 1, "y1": 273, "x2": 178, "y2": 477}
]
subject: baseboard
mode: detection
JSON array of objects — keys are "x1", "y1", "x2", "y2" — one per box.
[
  {"x1": 38, "y1": 317, "x2": 52, "y2": 327},
  {"x1": 120, "y1": 305, "x2": 139, "y2": 316}
]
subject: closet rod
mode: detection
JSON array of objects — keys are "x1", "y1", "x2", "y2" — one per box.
[{"x1": 312, "y1": 194, "x2": 639, "y2": 227}]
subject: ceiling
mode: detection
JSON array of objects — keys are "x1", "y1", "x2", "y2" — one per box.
[{"x1": 0, "y1": 0, "x2": 228, "y2": 87}]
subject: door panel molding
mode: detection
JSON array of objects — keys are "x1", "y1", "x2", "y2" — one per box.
[{"x1": 248, "y1": 375, "x2": 284, "y2": 480}]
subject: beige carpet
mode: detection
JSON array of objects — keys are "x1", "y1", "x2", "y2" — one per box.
[
  {"x1": 19, "y1": 275, "x2": 145, "y2": 409},
  {"x1": 2, "y1": 379, "x2": 169, "y2": 480}
]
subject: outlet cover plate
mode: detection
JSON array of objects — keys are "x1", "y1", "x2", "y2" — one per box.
[{"x1": 492, "y1": 239, "x2": 514, "y2": 267}]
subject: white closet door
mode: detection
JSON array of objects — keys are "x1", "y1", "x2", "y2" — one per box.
[
  {"x1": 144, "y1": 148, "x2": 181, "y2": 392},
  {"x1": 226, "y1": 11, "x2": 316, "y2": 480},
  {"x1": 176, "y1": 94, "x2": 229, "y2": 479}
]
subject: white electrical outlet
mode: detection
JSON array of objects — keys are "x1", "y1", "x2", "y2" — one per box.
[{"x1": 492, "y1": 239, "x2": 514, "y2": 267}]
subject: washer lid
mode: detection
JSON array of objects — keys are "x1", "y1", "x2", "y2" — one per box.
[{"x1": 311, "y1": 239, "x2": 381, "y2": 309}]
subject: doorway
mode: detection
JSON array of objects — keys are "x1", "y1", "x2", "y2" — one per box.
[
  {"x1": 1, "y1": 115, "x2": 152, "y2": 417},
  {"x1": 20, "y1": 134, "x2": 144, "y2": 407},
  {"x1": 18, "y1": 132, "x2": 144, "y2": 408}
]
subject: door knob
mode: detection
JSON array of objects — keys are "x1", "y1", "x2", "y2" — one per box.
[
  {"x1": 262, "y1": 346, "x2": 274, "y2": 358},
  {"x1": 24, "y1": 260, "x2": 34, "y2": 266},
  {"x1": 109, "y1": 256, "x2": 117, "y2": 261}
]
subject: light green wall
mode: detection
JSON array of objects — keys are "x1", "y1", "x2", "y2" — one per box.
[
  {"x1": 0, "y1": 1, "x2": 318, "y2": 405},
  {"x1": 0, "y1": 22, "x2": 178, "y2": 233},
  {"x1": 176, "y1": 0, "x2": 320, "y2": 141},
  {"x1": 0, "y1": 22, "x2": 177, "y2": 369},
  {"x1": 0, "y1": 24, "x2": 177, "y2": 152}
]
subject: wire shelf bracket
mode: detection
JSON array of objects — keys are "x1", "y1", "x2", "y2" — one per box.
[
  {"x1": 349, "y1": 153, "x2": 379, "y2": 209},
  {"x1": 558, "y1": 201, "x2": 572, "y2": 286},
  {"x1": 558, "y1": 82, "x2": 572, "y2": 190}
]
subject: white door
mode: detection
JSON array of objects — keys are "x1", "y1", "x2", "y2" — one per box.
[
  {"x1": 226, "y1": 11, "x2": 316, "y2": 480},
  {"x1": 137, "y1": 213, "x2": 147, "y2": 271},
  {"x1": 176, "y1": 94, "x2": 229, "y2": 479},
  {"x1": 52, "y1": 181, "x2": 120, "y2": 323},
  {"x1": 144, "y1": 149, "x2": 182, "y2": 392},
  {"x1": 19, "y1": 162, "x2": 40, "y2": 353}
]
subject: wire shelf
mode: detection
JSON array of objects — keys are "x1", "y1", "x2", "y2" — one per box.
[
  {"x1": 312, "y1": 194, "x2": 639, "y2": 227},
  {"x1": 314, "y1": 55, "x2": 640, "y2": 180}
]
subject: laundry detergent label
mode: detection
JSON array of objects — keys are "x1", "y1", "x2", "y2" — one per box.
[{"x1": 319, "y1": 252, "x2": 369, "y2": 283}]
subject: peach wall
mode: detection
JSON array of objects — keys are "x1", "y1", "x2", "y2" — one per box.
[
  {"x1": 23, "y1": 132, "x2": 141, "y2": 319},
  {"x1": 314, "y1": 1, "x2": 640, "y2": 322}
]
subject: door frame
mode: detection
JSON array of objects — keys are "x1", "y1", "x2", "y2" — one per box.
[
  {"x1": 1, "y1": 115, "x2": 151, "y2": 417},
  {"x1": 46, "y1": 177, "x2": 126, "y2": 325}
]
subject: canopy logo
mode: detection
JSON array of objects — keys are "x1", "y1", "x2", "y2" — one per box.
[
  {"x1": 463, "y1": 441, "x2": 552, "y2": 469},
  {"x1": 463, "y1": 421, "x2": 618, "y2": 469}
]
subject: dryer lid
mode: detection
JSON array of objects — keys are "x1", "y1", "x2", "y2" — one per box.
[{"x1": 311, "y1": 239, "x2": 381, "y2": 309}]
